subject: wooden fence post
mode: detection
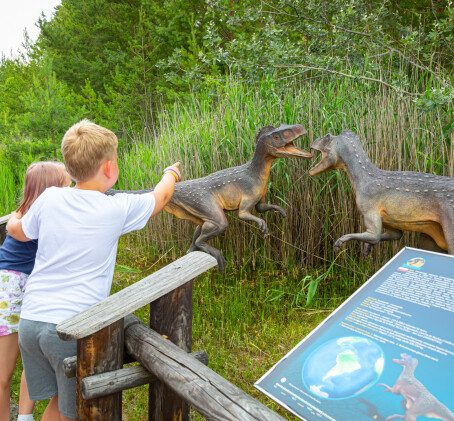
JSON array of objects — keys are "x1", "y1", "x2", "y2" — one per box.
[
  {"x1": 76, "y1": 319, "x2": 124, "y2": 421},
  {"x1": 149, "y1": 280, "x2": 193, "y2": 421}
]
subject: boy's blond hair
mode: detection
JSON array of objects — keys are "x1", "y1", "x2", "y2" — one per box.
[{"x1": 61, "y1": 119, "x2": 118, "y2": 182}]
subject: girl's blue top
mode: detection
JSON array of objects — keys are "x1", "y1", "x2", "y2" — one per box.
[{"x1": 0, "y1": 233, "x2": 38, "y2": 275}]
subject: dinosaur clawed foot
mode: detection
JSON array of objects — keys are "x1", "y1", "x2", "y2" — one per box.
[
  {"x1": 363, "y1": 243, "x2": 373, "y2": 256},
  {"x1": 215, "y1": 253, "x2": 227, "y2": 271},
  {"x1": 257, "y1": 220, "x2": 269, "y2": 236},
  {"x1": 333, "y1": 239, "x2": 343, "y2": 254},
  {"x1": 186, "y1": 245, "x2": 226, "y2": 271}
]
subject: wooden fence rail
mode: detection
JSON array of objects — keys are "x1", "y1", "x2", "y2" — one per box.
[
  {"x1": 0, "y1": 214, "x2": 9, "y2": 243},
  {"x1": 0, "y1": 215, "x2": 285, "y2": 420}
]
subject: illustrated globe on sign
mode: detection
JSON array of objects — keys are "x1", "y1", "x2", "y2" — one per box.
[{"x1": 302, "y1": 336, "x2": 384, "y2": 400}]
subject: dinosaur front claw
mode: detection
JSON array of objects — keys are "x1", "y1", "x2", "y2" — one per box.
[{"x1": 274, "y1": 206, "x2": 286, "y2": 218}]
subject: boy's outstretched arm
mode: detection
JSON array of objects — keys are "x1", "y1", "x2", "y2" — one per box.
[
  {"x1": 150, "y1": 162, "x2": 181, "y2": 217},
  {"x1": 6, "y1": 211, "x2": 32, "y2": 242}
]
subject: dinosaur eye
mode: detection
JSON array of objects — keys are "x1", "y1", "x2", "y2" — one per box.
[{"x1": 273, "y1": 135, "x2": 279, "y2": 141}]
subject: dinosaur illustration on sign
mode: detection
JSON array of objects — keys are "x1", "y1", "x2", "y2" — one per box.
[{"x1": 378, "y1": 353, "x2": 454, "y2": 421}]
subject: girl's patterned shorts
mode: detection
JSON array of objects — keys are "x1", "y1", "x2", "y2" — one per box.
[{"x1": 0, "y1": 269, "x2": 28, "y2": 336}]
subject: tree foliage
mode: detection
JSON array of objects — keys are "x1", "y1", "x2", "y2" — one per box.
[{"x1": 0, "y1": 0, "x2": 453, "y2": 145}]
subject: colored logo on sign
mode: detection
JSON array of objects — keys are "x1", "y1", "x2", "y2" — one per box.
[{"x1": 403, "y1": 257, "x2": 425, "y2": 270}]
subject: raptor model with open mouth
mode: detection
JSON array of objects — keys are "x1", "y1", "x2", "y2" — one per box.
[{"x1": 108, "y1": 124, "x2": 312, "y2": 270}]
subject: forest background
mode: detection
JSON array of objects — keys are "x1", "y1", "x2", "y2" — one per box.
[{"x1": 1, "y1": 0, "x2": 454, "y2": 419}]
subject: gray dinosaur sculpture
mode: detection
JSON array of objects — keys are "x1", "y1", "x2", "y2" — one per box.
[
  {"x1": 378, "y1": 353, "x2": 454, "y2": 421},
  {"x1": 308, "y1": 130, "x2": 454, "y2": 255},
  {"x1": 108, "y1": 124, "x2": 311, "y2": 270}
]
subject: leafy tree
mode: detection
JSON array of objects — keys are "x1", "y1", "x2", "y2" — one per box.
[{"x1": 18, "y1": 56, "x2": 82, "y2": 157}]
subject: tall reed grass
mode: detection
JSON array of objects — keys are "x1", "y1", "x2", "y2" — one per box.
[
  {"x1": 117, "y1": 76, "x2": 454, "y2": 276},
  {"x1": 0, "y1": 163, "x2": 17, "y2": 214}
]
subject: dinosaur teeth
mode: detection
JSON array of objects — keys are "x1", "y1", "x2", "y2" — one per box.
[{"x1": 396, "y1": 188, "x2": 400, "y2": 191}]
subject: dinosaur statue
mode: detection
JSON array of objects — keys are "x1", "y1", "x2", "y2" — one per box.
[
  {"x1": 378, "y1": 353, "x2": 454, "y2": 421},
  {"x1": 108, "y1": 124, "x2": 311, "y2": 270},
  {"x1": 308, "y1": 129, "x2": 454, "y2": 255}
]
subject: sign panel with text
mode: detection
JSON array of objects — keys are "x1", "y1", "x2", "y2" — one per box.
[{"x1": 255, "y1": 248, "x2": 454, "y2": 421}]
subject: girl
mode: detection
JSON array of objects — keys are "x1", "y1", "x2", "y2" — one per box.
[{"x1": 0, "y1": 162, "x2": 71, "y2": 421}]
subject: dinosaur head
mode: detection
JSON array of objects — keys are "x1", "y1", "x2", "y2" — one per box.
[
  {"x1": 392, "y1": 353, "x2": 418, "y2": 369},
  {"x1": 308, "y1": 133, "x2": 339, "y2": 176},
  {"x1": 257, "y1": 124, "x2": 312, "y2": 159}
]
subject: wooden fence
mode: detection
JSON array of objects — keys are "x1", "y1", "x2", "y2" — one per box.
[
  {"x1": 0, "y1": 216, "x2": 285, "y2": 421},
  {"x1": 0, "y1": 214, "x2": 9, "y2": 244}
]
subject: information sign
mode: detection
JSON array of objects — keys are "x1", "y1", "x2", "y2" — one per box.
[{"x1": 255, "y1": 247, "x2": 454, "y2": 421}]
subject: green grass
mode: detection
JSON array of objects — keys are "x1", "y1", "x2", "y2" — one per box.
[{"x1": 10, "y1": 234, "x2": 367, "y2": 420}]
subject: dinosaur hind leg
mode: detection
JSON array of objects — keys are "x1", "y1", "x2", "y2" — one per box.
[
  {"x1": 440, "y1": 211, "x2": 454, "y2": 254},
  {"x1": 363, "y1": 228, "x2": 403, "y2": 256},
  {"x1": 188, "y1": 225, "x2": 202, "y2": 253},
  {"x1": 192, "y1": 218, "x2": 229, "y2": 271},
  {"x1": 418, "y1": 233, "x2": 447, "y2": 253}
]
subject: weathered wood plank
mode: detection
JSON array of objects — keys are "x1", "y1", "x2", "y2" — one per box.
[
  {"x1": 57, "y1": 252, "x2": 217, "y2": 340},
  {"x1": 0, "y1": 214, "x2": 9, "y2": 245},
  {"x1": 64, "y1": 350, "x2": 208, "y2": 380},
  {"x1": 76, "y1": 319, "x2": 124, "y2": 421},
  {"x1": 124, "y1": 315, "x2": 285, "y2": 421},
  {"x1": 149, "y1": 280, "x2": 193, "y2": 421},
  {"x1": 80, "y1": 351, "x2": 209, "y2": 399}
]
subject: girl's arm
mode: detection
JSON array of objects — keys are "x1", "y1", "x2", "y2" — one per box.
[{"x1": 6, "y1": 212, "x2": 32, "y2": 242}]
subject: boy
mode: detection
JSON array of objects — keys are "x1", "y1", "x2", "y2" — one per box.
[{"x1": 7, "y1": 119, "x2": 181, "y2": 421}]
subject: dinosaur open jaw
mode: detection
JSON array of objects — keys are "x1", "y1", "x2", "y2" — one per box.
[
  {"x1": 276, "y1": 141, "x2": 312, "y2": 158},
  {"x1": 308, "y1": 147, "x2": 327, "y2": 175},
  {"x1": 392, "y1": 353, "x2": 410, "y2": 365}
]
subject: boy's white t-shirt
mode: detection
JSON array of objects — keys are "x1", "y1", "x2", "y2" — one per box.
[{"x1": 20, "y1": 186, "x2": 155, "y2": 324}]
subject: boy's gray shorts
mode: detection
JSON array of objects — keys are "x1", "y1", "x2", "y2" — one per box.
[{"x1": 18, "y1": 318, "x2": 77, "y2": 419}]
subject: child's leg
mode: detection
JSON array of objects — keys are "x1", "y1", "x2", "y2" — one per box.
[
  {"x1": 18, "y1": 370, "x2": 34, "y2": 415},
  {"x1": 0, "y1": 333, "x2": 20, "y2": 421},
  {"x1": 19, "y1": 319, "x2": 76, "y2": 420},
  {"x1": 41, "y1": 396, "x2": 74, "y2": 421}
]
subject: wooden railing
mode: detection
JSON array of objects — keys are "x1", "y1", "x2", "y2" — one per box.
[
  {"x1": 0, "y1": 214, "x2": 9, "y2": 244},
  {"x1": 57, "y1": 252, "x2": 284, "y2": 420},
  {"x1": 0, "y1": 214, "x2": 285, "y2": 420}
]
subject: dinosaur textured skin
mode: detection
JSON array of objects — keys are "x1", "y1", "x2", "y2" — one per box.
[
  {"x1": 309, "y1": 130, "x2": 454, "y2": 255},
  {"x1": 107, "y1": 124, "x2": 311, "y2": 270},
  {"x1": 378, "y1": 353, "x2": 454, "y2": 421}
]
